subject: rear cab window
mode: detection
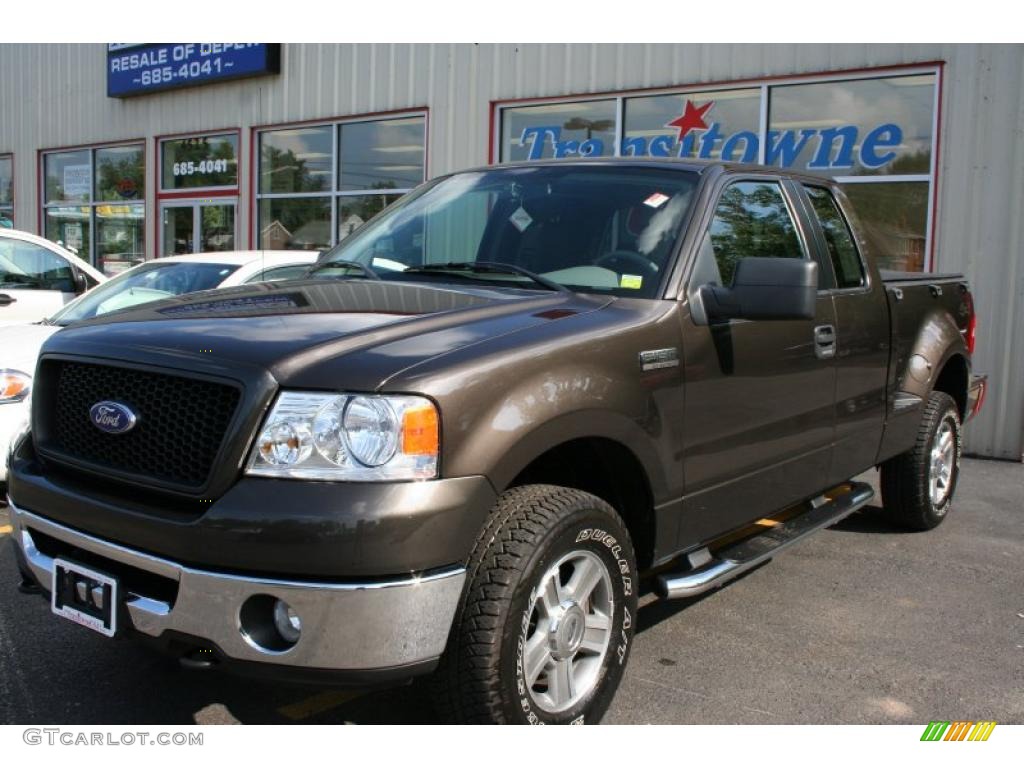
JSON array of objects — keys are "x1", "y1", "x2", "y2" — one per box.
[{"x1": 803, "y1": 185, "x2": 866, "y2": 289}]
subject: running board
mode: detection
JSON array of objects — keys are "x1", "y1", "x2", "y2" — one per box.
[{"x1": 654, "y1": 482, "x2": 874, "y2": 600}]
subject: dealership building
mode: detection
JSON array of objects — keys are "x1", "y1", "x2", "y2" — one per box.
[{"x1": 0, "y1": 43, "x2": 1020, "y2": 459}]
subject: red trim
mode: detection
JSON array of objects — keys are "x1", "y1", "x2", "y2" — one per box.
[
  {"x1": 248, "y1": 125, "x2": 256, "y2": 248},
  {"x1": 36, "y1": 149, "x2": 41, "y2": 234},
  {"x1": 157, "y1": 188, "x2": 239, "y2": 201},
  {"x1": 928, "y1": 63, "x2": 945, "y2": 273},
  {"x1": 249, "y1": 105, "x2": 429, "y2": 132},
  {"x1": 488, "y1": 60, "x2": 945, "y2": 164},
  {"x1": 38, "y1": 139, "x2": 146, "y2": 266},
  {"x1": 248, "y1": 107, "x2": 430, "y2": 250},
  {"x1": 0, "y1": 152, "x2": 13, "y2": 228}
]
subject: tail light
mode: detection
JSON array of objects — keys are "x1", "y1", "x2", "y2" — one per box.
[{"x1": 963, "y1": 290, "x2": 977, "y2": 355}]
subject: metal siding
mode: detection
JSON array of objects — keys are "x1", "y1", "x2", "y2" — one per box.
[{"x1": 0, "y1": 43, "x2": 1020, "y2": 458}]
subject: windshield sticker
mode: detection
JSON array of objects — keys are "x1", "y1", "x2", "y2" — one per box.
[
  {"x1": 620, "y1": 274, "x2": 643, "y2": 290},
  {"x1": 509, "y1": 206, "x2": 533, "y2": 233},
  {"x1": 644, "y1": 192, "x2": 670, "y2": 209}
]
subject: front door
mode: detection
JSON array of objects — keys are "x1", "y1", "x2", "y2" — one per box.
[
  {"x1": 678, "y1": 178, "x2": 837, "y2": 546},
  {"x1": 160, "y1": 200, "x2": 237, "y2": 256}
]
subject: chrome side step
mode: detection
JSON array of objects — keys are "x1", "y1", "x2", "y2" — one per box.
[{"x1": 654, "y1": 481, "x2": 874, "y2": 600}]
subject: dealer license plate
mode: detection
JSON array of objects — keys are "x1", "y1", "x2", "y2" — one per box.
[{"x1": 51, "y1": 558, "x2": 119, "y2": 637}]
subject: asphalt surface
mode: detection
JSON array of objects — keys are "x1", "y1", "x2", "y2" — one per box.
[{"x1": 1, "y1": 457, "x2": 1021, "y2": 725}]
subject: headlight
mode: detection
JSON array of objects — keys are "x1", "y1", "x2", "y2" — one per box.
[
  {"x1": 246, "y1": 391, "x2": 439, "y2": 481},
  {"x1": 0, "y1": 369, "x2": 31, "y2": 403}
]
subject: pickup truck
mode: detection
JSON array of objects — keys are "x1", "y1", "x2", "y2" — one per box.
[{"x1": 6, "y1": 159, "x2": 986, "y2": 724}]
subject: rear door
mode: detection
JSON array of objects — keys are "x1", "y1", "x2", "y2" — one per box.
[
  {"x1": 0, "y1": 237, "x2": 78, "y2": 324},
  {"x1": 678, "y1": 176, "x2": 838, "y2": 544},
  {"x1": 797, "y1": 183, "x2": 890, "y2": 483}
]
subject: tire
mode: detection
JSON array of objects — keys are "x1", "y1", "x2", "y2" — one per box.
[
  {"x1": 432, "y1": 484, "x2": 637, "y2": 724},
  {"x1": 880, "y1": 391, "x2": 962, "y2": 531}
]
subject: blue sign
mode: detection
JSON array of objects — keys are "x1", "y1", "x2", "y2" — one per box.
[
  {"x1": 518, "y1": 98, "x2": 903, "y2": 171},
  {"x1": 107, "y1": 44, "x2": 281, "y2": 98}
]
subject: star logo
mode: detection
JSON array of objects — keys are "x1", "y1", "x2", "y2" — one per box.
[{"x1": 665, "y1": 100, "x2": 715, "y2": 143}]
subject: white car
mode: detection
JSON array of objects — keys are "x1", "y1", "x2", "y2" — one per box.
[
  {"x1": 0, "y1": 250, "x2": 318, "y2": 483},
  {"x1": 0, "y1": 229, "x2": 108, "y2": 325}
]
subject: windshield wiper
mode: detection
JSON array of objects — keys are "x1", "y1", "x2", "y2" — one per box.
[
  {"x1": 401, "y1": 261, "x2": 569, "y2": 293},
  {"x1": 306, "y1": 260, "x2": 381, "y2": 280}
]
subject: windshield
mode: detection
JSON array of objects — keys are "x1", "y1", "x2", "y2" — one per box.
[
  {"x1": 50, "y1": 261, "x2": 240, "y2": 326},
  {"x1": 313, "y1": 165, "x2": 699, "y2": 298}
]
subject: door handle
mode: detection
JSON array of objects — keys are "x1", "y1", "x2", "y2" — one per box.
[
  {"x1": 0, "y1": 293, "x2": 17, "y2": 306},
  {"x1": 814, "y1": 324, "x2": 836, "y2": 360}
]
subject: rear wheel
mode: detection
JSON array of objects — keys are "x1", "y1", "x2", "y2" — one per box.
[
  {"x1": 880, "y1": 391, "x2": 962, "y2": 530},
  {"x1": 432, "y1": 484, "x2": 637, "y2": 724}
]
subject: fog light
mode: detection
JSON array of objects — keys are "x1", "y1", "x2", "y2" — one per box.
[{"x1": 273, "y1": 599, "x2": 302, "y2": 644}]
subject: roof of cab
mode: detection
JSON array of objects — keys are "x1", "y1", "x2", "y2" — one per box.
[{"x1": 453, "y1": 156, "x2": 840, "y2": 187}]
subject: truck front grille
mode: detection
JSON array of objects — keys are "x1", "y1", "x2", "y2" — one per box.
[{"x1": 36, "y1": 359, "x2": 242, "y2": 492}]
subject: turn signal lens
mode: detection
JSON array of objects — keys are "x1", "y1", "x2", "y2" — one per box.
[
  {"x1": 0, "y1": 369, "x2": 31, "y2": 403},
  {"x1": 402, "y1": 403, "x2": 440, "y2": 456}
]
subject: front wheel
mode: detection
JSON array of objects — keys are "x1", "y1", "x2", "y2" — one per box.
[
  {"x1": 880, "y1": 390, "x2": 962, "y2": 530},
  {"x1": 432, "y1": 485, "x2": 637, "y2": 724}
]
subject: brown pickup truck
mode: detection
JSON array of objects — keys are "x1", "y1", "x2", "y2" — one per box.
[{"x1": 6, "y1": 159, "x2": 986, "y2": 724}]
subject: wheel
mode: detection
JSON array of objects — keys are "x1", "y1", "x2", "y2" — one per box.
[
  {"x1": 880, "y1": 390, "x2": 962, "y2": 530},
  {"x1": 432, "y1": 484, "x2": 637, "y2": 724}
]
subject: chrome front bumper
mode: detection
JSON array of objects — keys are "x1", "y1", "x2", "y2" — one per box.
[{"x1": 9, "y1": 502, "x2": 465, "y2": 673}]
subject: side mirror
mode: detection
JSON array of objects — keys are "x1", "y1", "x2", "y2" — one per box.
[
  {"x1": 72, "y1": 269, "x2": 90, "y2": 295},
  {"x1": 700, "y1": 257, "x2": 817, "y2": 322}
]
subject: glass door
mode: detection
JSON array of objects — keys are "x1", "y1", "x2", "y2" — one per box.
[
  {"x1": 160, "y1": 199, "x2": 237, "y2": 256},
  {"x1": 161, "y1": 203, "x2": 195, "y2": 256}
]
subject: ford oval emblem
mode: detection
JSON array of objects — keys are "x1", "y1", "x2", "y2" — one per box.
[{"x1": 89, "y1": 401, "x2": 138, "y2": 435}]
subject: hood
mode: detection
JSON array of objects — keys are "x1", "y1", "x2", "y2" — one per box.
[
  {"x1": 0, "y1": 323, "x2": 61, "y2": 375},
  {"x1": 40, "y1": 279, "x2": 610, "y2": 392}
]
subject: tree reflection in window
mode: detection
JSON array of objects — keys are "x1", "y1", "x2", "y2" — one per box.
[{"x1": 708, "y1": 181, "x2": 803, "y2": 286}]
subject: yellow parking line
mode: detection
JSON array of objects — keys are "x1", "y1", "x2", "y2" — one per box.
[
  {"x1": 277, "y1": 689, "x2": 363, "y2": 721},
  {"x1": 0, "y1": 525, "x2": 13, "y2": 536}
]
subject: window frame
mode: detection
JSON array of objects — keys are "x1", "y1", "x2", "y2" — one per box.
[
  {"x1": 251, "y1": 109, "x2": 429, "y2": 251},
  {"x1": 491, "y1": 62, "x2": 942, "y2": 271},
  {"x1": 0, "y1": 152, "x2": 13, "y2": 227},
  {"x1": 38, "y1": 140, "x2": 146, "y2": 269},
  {"x1": 798, "y1": 183, "x2": 871, "y2": 295},
  {"x1": 698, "y1": 175, "x2": 819, "y2": 291}
]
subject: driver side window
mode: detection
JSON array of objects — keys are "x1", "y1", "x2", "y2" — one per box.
[
  {"x1": 707, "y1": 181, "x2": 804, "y2": 286},
  {"x1": 0, "y1": 240, "x2": 74, "y2": 291}
]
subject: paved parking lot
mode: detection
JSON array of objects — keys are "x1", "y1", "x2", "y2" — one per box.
[{"x1": 1, "y1": 457, "x2": 1021, "y2": 725}]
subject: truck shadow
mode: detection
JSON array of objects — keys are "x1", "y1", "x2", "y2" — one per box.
[{"x1": 827, "y1": 503, "x2": 915, "y2": 534}]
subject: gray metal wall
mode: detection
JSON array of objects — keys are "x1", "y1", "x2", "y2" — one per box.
[{"x1": 0, "y1": 43, "x2": 1020, "y2": 459}]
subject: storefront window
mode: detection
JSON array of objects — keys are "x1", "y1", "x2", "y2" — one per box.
[
  {"x1": 259, "y1": 197, "x2": 332, "y2": 251},
  {"x1": 161, "y1": 133, "x2": 239, "y2": 190},
  {"x1": 257, "y1": 114, "x2": 425, "y2": 250},
  {"x1": 767, "y1": 75, "x2": 935, "y2": 177},
  {"x1": 339, "y1": 117, "x2": 424, "y2": 192},
  {"x1": 259, "y1": 126, "x2": 333, "y2": 194},
  {"x1": 501, "y1": 100, "x2": 616, "y2": 162},
  {"x1": 44, "y1": 206, "x2": 90, "y2": 254},
  {"x1": 496, "y1": 68, "x2": 938, "y2": 271},
  {"x1": 843, "y1": 182, "x2": 929, "y2": 272},
  {"x1": 623, "y1": 88, "x2": 760, "y2": 160},
  {"x1": 42, "y1": 143, "x2": 145, "y2": 272},
  {"x1": 0, "y1": 154, "x2": 12, "y2": 227},
  {"x1": 95, "y1": 145, "x2": 144, "y2": 201},
  {"x1": 96, "y1": 204, "x2": 146, "y2": 273},
  {"x1": 338, "y1": 194, "x2": 401, "y2": 240},
  {"x1": 44, "y1": 149, "x2": 91, "y2": 205}
]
